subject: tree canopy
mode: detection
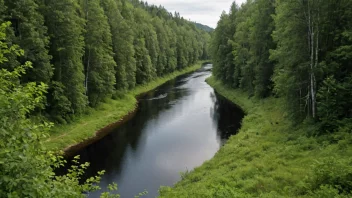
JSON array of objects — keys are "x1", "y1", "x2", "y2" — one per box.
[
  {"x1": 0, "y1": 0, "x2": 211, "y2": 196},
  {"x1": 211, "y1": 0, "x2": 352, "y2": 128},
  {"x1": 0, "y1": 0, "x2": 211, "y2": 123}
]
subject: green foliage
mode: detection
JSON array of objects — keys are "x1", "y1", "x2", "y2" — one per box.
[
  {"x1": 135, "y1": 37, "x2": 153, "y2": 84},
  {"x1": 44, "y1": 0, "x2": 87, "y2": 119},
  {"x1": 0, "y1": 0, "x2": 211, "y2": 124},
  {"x1": 270, "y1": 0, "x2": 315, "y2": 120},
  {"x1": 1, "y1": 0, "x2": 211, "y2": 196},
  {"x1": 0, "y1": 0, "x2": 5, "y2": 21},
  {"x1": 46, "y1": 62, "x2": 204, "y2": 151},
  {"x1": 194, "y1": 22, "x2": 214, "y2": 33},
  {"x1": 159, "y1": 77, "x2": 352, "y2": 197},
  {"x1": 101, "y1": 0, "x2": 129, "y2": 91},
  {"x1": 84, "y1": 0, "x2": 116, "y2": 107},
  {"x1": 210, "y1": 10, "x2": 236, "y2": 85},
  {"x1": 316, "y1": 76, "x2": 345, "y2": 131},
  {"x1": 211, "y1": 0, "x2": 352, "y2": 124},
  {"x1": 311, "y1": 157, "x2": 352, "y2": 194},
  {"x1": 0, "y1": 23, "x2": 109, "y2": 197},
  {"x1": 250, "y1": 0, "x2": 275, "y2": 98},
  {"x1": 310, "y1": 185, "x2": 349, "y2": 198},
  {"x1": 100, "y1": 183, "x2": 120, "y2": 198},
  {"x1": 3, "y1": 0, "x2": 53, "y2": 84}
]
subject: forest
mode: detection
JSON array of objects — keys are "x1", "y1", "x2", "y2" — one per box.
[
  {"x1": 2, "y1": 0, "x2": 352, "y2": 197},
  {"x1": 159, "y1": 0, "x2": 352, "y2": 197},
  {"x1": 0, "y1": 0, "x2": 210, "y2": 123},
  {"x1": 211, "y1": 0, "x2": 351, "y2": 129},
  {"x1": 0, "y1": 0, "x2": 210, "y2": 197}
]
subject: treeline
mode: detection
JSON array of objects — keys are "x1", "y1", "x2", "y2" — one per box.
[
  {"x1": 0, "y1": 21, "x2": 115, "y2": 197},
  {"x1": 0, "y1": 0, "x2": 210, "y2": 123},
  {"x1": 211, "y1": 0, "x2": 352, "y2": 131}
]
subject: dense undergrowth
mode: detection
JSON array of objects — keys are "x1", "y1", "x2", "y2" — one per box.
[
  {"x1": 159, "y1": 77, "x2": 352, "y2": 198},
  {"x1": 45, "y1": 62, "x2": 204, "y2": 151}
]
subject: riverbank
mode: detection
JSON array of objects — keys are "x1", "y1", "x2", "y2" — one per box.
[
  {"x1": 159, "y1": 77, "x2": 352, "y2": 197},
  {"x1": 45, "y1": 62, "x2": 206, "y2": 153}
]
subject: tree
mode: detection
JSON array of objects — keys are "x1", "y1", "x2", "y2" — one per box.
[
  {"x1": 233, "y1": 1, "x2": 253, "y2": 92},
  {"x1": 316, "y1": 0, "x2": 352, "y2": 130},
  {"x1": 83, "y1": 0, "x2": 116, "y2": 106},
  {"x1": 211, "y1": 0, "x2": 351, "y2": 126},
  {"x1": 0, "y1": 21, "x2": 104, "y2": 197},
  {"x1": 270, "y1": 0, "x2": 313, "y2": 120},
  {"x1": 118, "y1": 0, "x2": 137, "y2": 89},
  {"x1": 133, "y1": 8, "x2": 155, "y2": 84},
  {"x1": 200, "y1": 32, "x2": 211, "y2": 60},
  {"x1": 164, "y1": 20, "x2": 178, "y2": 73},
  {"x1": 152, "y1": 17, "x2": 168, "y2": 76},
  {"x1": 44, "y1": 0, "x2": 87, "y2": 121},
  {"x1": 0, "y1": 0, "x2": 211, "y2": 123},
  {"x1": 101, "y1": 0, "x2": 128, "y2": 90},
  {"x1": 271, "y1": 0, "x2": 326, "y2": 120},
  {"x1": 211, "y1": 4, "x2": 238, "y2": 87},
  {"x1": 3, "y1": 0, "x2": 52, "y2": 84},
  {"x1": 135, "y1": 38, "x2": 153, "y2": 84},
  {"x1": 250, "y1": 0, "x2": 275, "y2": 98}
]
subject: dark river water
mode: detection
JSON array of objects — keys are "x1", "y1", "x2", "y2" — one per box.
[{"x1": 68, "y1": 64, "x2": 244, "y2": 197}]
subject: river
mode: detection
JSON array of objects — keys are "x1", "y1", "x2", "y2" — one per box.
[{"x1": 67, "y1": 64, "x2": 244, "y2": 197}]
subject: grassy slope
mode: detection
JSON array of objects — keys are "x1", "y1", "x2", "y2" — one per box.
[
  {"x1": 45, "y1": 62, "x2": 205, "y2": 151},
  {"x1": 159, "y1": 77, "x2": 352, "y2": 198}
]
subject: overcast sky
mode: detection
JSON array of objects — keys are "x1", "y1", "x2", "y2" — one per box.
[{"x1": 145, "y1": 0, "x2": 246, "y2": 28}]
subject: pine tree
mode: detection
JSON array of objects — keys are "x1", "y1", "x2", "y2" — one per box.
[
  {"x1": 133, "y1": 8, "x2": 155, "y2": 83},
  {"x1": 211, "y1": 5, "x2": 238, "y2": 87},
  {"x1": 4, "y1": 0, "x2": 52, "y2": 84},
  {"x1": 176, "y1": 26, "x2": 188, "y2": 69},
  {"x1": 44, "y1": 0, "x2": 87, "y2": 121},
  {"x1": 83, "y1": 0, "x2": 116, "y2": 106},
  {"x1": 119, "y1": 0, "x2": 137, "y2": 89},
  {"x1": 251, "y1": 0, "x2": 275, "y2": 98},
  {"x1": 165, "y1": 21, "x2": 178, "y2": 73},
  {"x1": 101, "y1": 0, "x2": 128, "y2": 90},
  {"x1": 271, "y1": 0, "x2": 321, "y2": 120},
  {"x1": 135, "y1": 38, "x2": 153, "y2": 84},
  {"x1": 152, "y1": 17, "x2": 168, "y2": 76},
  {"x1": 233, "y1": 2, "x2": 253, "y2": 92}
]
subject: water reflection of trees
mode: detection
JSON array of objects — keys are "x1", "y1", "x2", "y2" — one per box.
[
  {"x1": 68, "y1": 76, "x2": 191, "y2": 183},
  {"x1": 211, "y1": 91, "x2": 245, "y2": 145}
]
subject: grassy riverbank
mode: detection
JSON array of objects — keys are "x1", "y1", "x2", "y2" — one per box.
[
  {"x1": 159, "y1": 77, "x2": 352, "y2": 197},
  {"x1": 45, "y1": 62, "x2": 206, "y2": 151}
]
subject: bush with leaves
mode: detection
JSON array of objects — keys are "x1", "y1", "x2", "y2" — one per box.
[
  {"x1": 0, "y1": 22, "x2": 111, "y2": 197},
  {"x1": 311, "y1": 157, "x2": 352, "y2": 196}
]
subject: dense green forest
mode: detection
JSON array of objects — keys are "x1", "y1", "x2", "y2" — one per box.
[
  {"x1": 0, "y1": 0, "x2": 210, "y2": 123},
  {"x1": 194, "y1": 22, "x2": 214, "y2": 33},
  {"x1": 159, "y1": 1, "x2": 352, "y2": 197},
  {"x1": 162, "y1": 0, "x2": 351, "y2": 197},
  {"x1": 0, "y1": 0, "x2": 210, "y2": 196},
  {"x1": 2, "y1": 0, "x2": 352, "y2": 197},
  {"x1": 211, "y1": 0, "x2": 351, "y2": 128}
]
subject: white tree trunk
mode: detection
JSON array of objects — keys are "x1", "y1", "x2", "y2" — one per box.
[{"x1": 307, "y1": 0, "x2": 317, "y2": 118}]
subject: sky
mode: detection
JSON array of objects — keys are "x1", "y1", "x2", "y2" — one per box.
[{"x1": 145, "y1": 0, "x2": 246, "y2": 28}]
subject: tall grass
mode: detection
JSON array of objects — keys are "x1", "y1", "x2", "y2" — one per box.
[{"x1": 159, "y1": 77, "x2": 352, "y2": 198}]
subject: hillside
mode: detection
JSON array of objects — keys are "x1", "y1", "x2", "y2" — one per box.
[{"x1": 194, "y1": 22, "x2": 214, "y2": 32}]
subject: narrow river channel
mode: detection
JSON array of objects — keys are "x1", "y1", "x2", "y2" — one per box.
[{"x1": 69, "y1": 64, "x2": 244, "y2": 197}]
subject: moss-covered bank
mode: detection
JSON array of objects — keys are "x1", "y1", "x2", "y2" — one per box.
[
  {"x1": 159, "y1": 77, "x2": 352, "y2": 198},
  {"x1": 45, "y1": 62, "x2": 206, "y2": 152}
]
